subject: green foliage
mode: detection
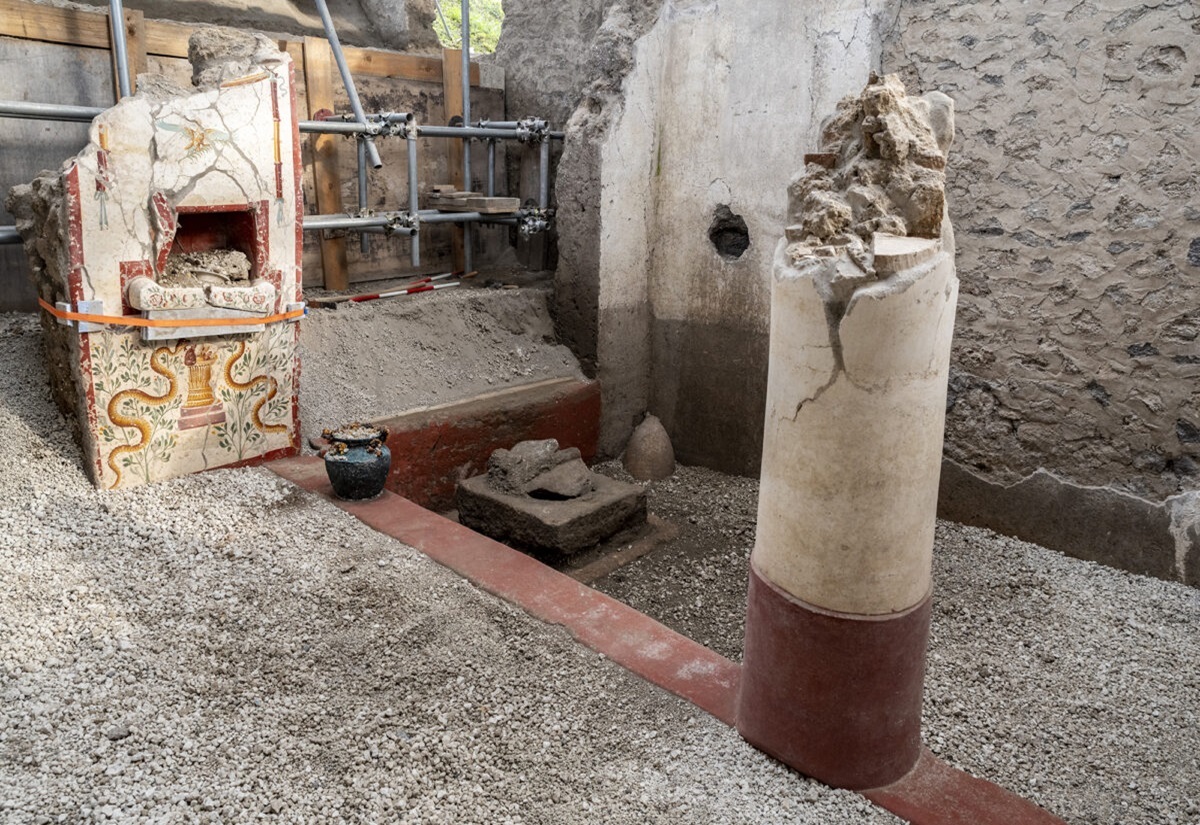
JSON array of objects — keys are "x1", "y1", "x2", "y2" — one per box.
[{"x1": 433, "y1": 0, "x2": 504, "y2": 54}]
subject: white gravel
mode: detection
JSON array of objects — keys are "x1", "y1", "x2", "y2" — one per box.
[
  {"x1": 592, "y1": 463, "x2": 1200, "y2": 825},
  {"x1": 0, "y1": 313, "x2": 896, "y2": 824},
  {"x1": 927, "y1": 524, "x2": 1200, "y2": 825}
]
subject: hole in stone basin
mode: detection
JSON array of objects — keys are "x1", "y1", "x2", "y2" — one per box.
[
  {"x1": 709, "y1": 205, "x2": 750, "y2": 260},
  {"x1": 526, "y1": 488, "x2": 575, "y2": 501}
]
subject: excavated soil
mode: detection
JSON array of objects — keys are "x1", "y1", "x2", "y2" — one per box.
[{"x1": 298, "y1": 277, "x2": 583, "y2": 445}]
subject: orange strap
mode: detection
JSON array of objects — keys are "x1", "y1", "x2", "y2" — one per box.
[{"x1": 38, "y1": 297, "x2": 303, "y2": 328}]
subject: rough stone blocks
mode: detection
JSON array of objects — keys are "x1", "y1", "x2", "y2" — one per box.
[{"x1": 457, "y1": 473, "x2": 646, "y2": 554}]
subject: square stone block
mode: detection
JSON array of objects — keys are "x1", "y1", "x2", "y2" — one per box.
[{"x1": 457, "y1": 473, "x2": 646, "y2": 554}]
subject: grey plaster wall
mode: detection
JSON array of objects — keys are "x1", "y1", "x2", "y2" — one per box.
[
  {"x1": 493, "y1": 0, "x2": 615, "y2": 129},
  {"x1": 644, "y1": 0, "x2": 894, "y2": 475},
  {"x1": 880, "y1": 0, "x2": 1200, "y2": 583},
  {"x1": 534, "y1": 0, "x2": 894, "y2": 468}
]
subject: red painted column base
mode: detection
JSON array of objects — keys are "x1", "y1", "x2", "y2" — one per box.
[{"x1": 737, "y1": 563, "x2": 931, "y2": 790}]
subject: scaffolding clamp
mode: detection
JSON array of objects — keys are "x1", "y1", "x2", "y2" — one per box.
[
  {"x1": 516, "y1": 117, "x2": 550, "y2": 144},
  {"x1": 334, "y1": 113, "x2": 383, "y2": 136},
  {"x1": 386, "y1": 211, "x2": 419, "y2": 236},
  {"x1": 517, "y1": 208, "x2": 552, "y2": 237},
  {"x1": 375, "y1": 112, "x2": 415, "y2": 138}
]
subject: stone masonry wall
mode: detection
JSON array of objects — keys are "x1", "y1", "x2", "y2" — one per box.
[{"x1": 882, "y1": 0, "x2": 1200, "y2": 502}]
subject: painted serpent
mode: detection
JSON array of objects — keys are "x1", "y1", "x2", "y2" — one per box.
[
  {"x1": 106, "y1": 343, "x2": 186, "y2": 489},
  {"x1": 224, "y1": 339, "x2": 288, "y2": 435}
]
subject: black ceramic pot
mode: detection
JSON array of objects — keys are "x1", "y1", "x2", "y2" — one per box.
[{"x1": 322, "y1": 423, "x2": 391, "y2": 500}]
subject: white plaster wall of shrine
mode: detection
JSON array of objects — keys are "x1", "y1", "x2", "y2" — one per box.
[{"x1": 58, "y1": 60, "x2": 303, "y2": 489}]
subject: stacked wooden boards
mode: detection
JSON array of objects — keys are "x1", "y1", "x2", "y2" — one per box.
[{"x1": 427, "y1": 185, "x2": 520, "y2": 214}]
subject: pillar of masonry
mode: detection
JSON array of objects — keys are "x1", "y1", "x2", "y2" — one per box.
[
  {"x1": 736, "y1": 74, "x2": 958, "y2": 789},
  {"x1": 737, "y1": 232, "x2": 957, "y2": 789}
]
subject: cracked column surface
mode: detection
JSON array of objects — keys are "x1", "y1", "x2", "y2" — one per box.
[{"x1": 736, "y1": 73, "x2": 958, "y2": 790}]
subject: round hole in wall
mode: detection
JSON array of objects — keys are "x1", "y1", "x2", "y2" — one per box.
[{"x1": 709, "y1": 205, "x2": 750, "y2": 260}]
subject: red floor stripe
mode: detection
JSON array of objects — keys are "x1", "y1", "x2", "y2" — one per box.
[
  {"x1": 268, "y1": 455, "x2": 1065, "y2": 825},
  {"x1": 865, "y1": 748, "x2": 1067, "y2": 825},
  {"x1": 270, "y1": 456, "x2": 739, "y2": 724}
]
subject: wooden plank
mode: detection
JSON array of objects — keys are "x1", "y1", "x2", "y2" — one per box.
[
  {"x1": 142, "y1": 19, "x2": 299, "y2": 61},
  {"x1": 0, "y1": 0, "x2": 112, "y2": 48},
  {"x1": 282, "y1": 40, "x2": 304, "y2": 67},
  {"x1": 442, "y1": 46, "x2": 466, "y2": 271},
  {"x1": 303, "y1": 36, "x2": 349, "y2": 292},
  {"x1": 343, "y1": 45, "x2": 481, "y2": 85},
  {"x1": 141, "y1": 20, "x2": 192, "y2": 58},
  {"x1": 0, "y1": 1, "x2": 478, "y2": 85},
  {"x1": 465, "y1": 196, "x2": 520, "y2": 213},
  {"x1": 344, "y1": 48, "x2": 441, "y2": 84},
  {"x1": 428, "y1": 196, "x2": 520, "y2": 214}
]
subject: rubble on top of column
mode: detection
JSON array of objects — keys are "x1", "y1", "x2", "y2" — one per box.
[{"x1": 785, "y1": 72, "x2": 955, "y2": 277}]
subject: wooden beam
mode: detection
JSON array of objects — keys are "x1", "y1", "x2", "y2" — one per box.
[
  {"x1": 442, "y1": 47, "x2": 466, "y2": 272},
  {"x1": 141, "y1": 19, "x2": 300, "y2": 63},
  {"x1": 303, "y1": 36, "x2": 349, "y2": 292},
  {"x1": 0, "y1": 0, "x2": 111, "y2": 48},
  {"x1": 140, "y1": 19, "x2": 190, "y2": 57},
  {"x1": 343, "y1": 45, "x2": 480, "y2": 85},
  {"x1": 1, "y1": 0, "x2": 481, "y2": 86}
]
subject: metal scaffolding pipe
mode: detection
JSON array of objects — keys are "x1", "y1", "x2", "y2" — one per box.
[
  {"x1": 0, "y1": 100, "x2": 103, "y2": 122},
  {"x1": 304, "y1": 214, "x2": 410, "y2": 232},
  {"x1": 370, "y1": 112, "x2": 414, "y2": 124},
  {"x1": 300, "y1": 120, "x2": 376, "y2": 135},
  {"x1": 417, "y1": 212, "x2": 519, "y2": 227},
  {"x1": 461, "y1": 0, "x2": 471, "y2": 189},
  {"x1": 108, "y1": 0, "x2": 132, "y2": 100},
  {"x1": 417, "y1": 125, "x2": 529, "y2": 140},
  {"x1": 539, "y1": 137, "x2": 551, "y2": 209},
  {"x1": 407, "y1": 133, "x2": 420, "y2": 268},
  {"x1": 420, "y1": 211, "x2": 484, "y2": 224},
  {"x1": 357, "y1": 139, "x2": 370, "y2": 254},
  {"x1": 0, "y1": 104, "x2": 434, "y2": 136},
  {"x1": 298, "y1": 115, "x2": 409, "y2": 135},
  {"x1": 475, "y1": 120, "x2": 564, "y2": 140},
  {"x1": 312, "y1": 0, "x2": 383, "y2": 169},
  {"x1": 5, "y1": 211, "x2": 523, "y2": 239},
  {"x1": 459, "y1": 0, "x2": 474, "y2": 274},
  {"x1": 487, "y1": 140, "x2": 496, "y2": 198},
  {"x1": 463, "y1": 221, "x2": 474, "y2": 273}
]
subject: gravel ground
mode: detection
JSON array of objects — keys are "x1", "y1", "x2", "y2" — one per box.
[
  {"x1": 592, "y1": 463, "x2": 1200, "y2": 825},
  {"x1": 0, "y1": 315, "x2": 896, "y2": 824}
]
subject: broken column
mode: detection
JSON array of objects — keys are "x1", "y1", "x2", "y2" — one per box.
[
  {"x1": 736, "y1": 74, "x2": 957, "y2": 789},
  {"x1": 6, "y1": 28, "x2": 303, "y2": 489}
]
